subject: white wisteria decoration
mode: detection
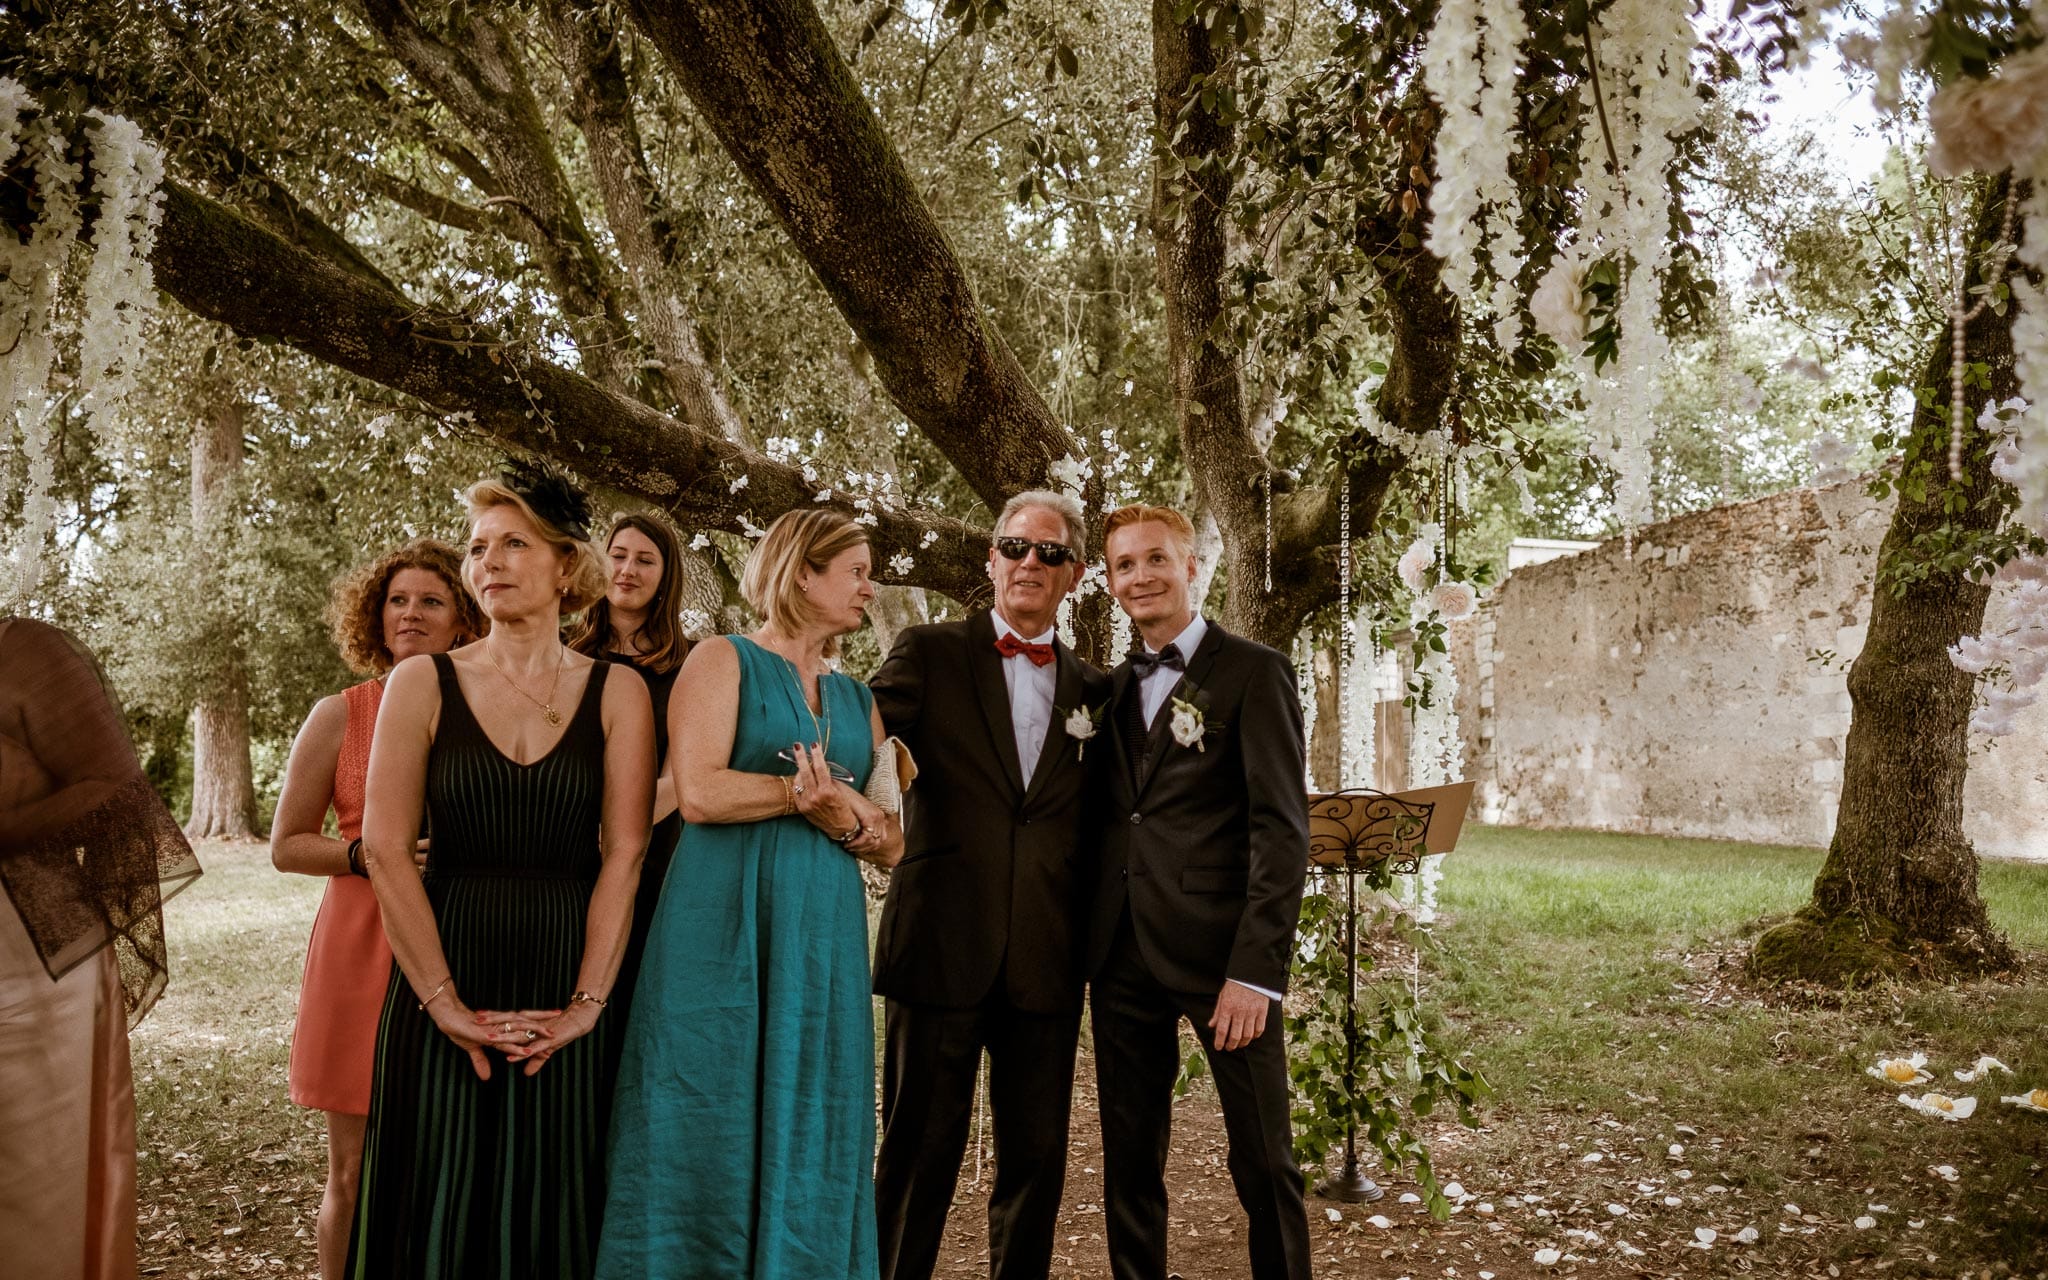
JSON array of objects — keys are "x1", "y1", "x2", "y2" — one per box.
[
  {"x1": 2, "y1": 82, "x2": 97, "y2": 596},
  {"x1": 1420, "y1": 0, "x2": 1531, "y2": 349},
  {"x1": 77, "y1": 112, "x2": 166, "y2": 452},
  {"x1": 1533, "y1": 0, "x2": 1702, "y2": 535}
]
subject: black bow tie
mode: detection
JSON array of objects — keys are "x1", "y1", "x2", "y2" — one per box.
[{"x1": 1129, "y1": 643, "x2": 1186, "y2": 678}]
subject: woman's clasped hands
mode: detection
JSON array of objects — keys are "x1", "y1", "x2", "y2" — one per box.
[
  {"x1": 422, "y1": 989, "x2": 602, "y2": 1080},
  {"x1": 787, "y1": 741, "x2": 893, "y2": 867}
]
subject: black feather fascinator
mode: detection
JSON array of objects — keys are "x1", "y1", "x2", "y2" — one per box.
[{"x1": 500, "y1": 456, "x2": 594, "y2": 542}]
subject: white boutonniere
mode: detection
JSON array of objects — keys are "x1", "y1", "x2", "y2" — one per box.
[
  {"x1": 1169, "y1": 696, "x2": 1206, "y2": 751},
  {"x1": 1062, "y1": 703, "x2": 1104, "y2": 759}
]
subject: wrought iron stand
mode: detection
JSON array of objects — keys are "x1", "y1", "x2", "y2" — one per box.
[{"x1": 1305, "y1": 788, "x2": 1438, "y2": 1205}]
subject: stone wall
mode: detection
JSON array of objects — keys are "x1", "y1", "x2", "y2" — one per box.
[{"x1": 1451, "y1": 479, "x2": 2048, "y2": 860}]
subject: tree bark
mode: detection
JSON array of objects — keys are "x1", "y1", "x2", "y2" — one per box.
[
  {"x1": 1148, "y1": 3, "x2": 1423, "y2": 648},
  {"x1": 349, "y1": 0, "x2": 643, "y2": 394},
  {"x1": 136, "y1": 179, "x2": 994, "y2": 603},
  {"x1": 620, "y1": 0, "x2": 1080, "y2": 515},
  {"x1": 1753, "y1": 176, "x2": 2027, "y2": 984},
  {"x1": 540, "y1": 0, "x2": 753, "y2": 446},
  {"x1": 184, "y1": 387, "x2": 259, "y2": 840}
]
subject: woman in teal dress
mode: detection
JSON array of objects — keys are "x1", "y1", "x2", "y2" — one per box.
[{"x1": 599, "y1": 509, "x2": 903, "y2": 1280}]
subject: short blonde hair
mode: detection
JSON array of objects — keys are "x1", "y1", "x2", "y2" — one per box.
[
  {"x1": 461, "y1": 478, "x2": 608, "y2": 614},
  {"x1": 1104, "y1": 504, "x2": 1197, "y2": 560},
  {"x1": 740, "y1": 509, "x2": 871, "y2": 654}
]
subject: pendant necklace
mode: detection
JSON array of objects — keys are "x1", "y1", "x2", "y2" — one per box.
[{"x1": 488, "y1": 640, "x2": 567, "y2": 725}]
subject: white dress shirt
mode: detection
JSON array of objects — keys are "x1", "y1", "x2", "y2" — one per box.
[
  {"x1": 1135, "y1": 614, "x2": 1208, "y2": 728},
  {"x1": 1131, "y1": 614, "x2": 1278, "y2": 1004},
  {"x1": 993, "y1": 612, "x2": 1058, "y2": 784}
]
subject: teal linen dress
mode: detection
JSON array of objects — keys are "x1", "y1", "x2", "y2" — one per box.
[{"x1": 597, "y1": 635, "x2": 879, "y2": 1280}]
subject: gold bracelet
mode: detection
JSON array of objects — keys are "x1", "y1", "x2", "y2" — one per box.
[
  {"x1": 780, "y1": 774, "x2": 796, "y2": 816},
  {"x1": 569, "y1": 990, "x2": 607, "y2": 1009},
  {"x1": 416, "y1": 977, "x2": 453, "y2": 1011}
]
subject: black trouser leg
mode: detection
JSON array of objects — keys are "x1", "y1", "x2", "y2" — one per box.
[
  {"x1": 1089, "y1": 926, "x2": 1183, "y2": 1280},
  {"x1": 984, "y1": 1003, "x2": 1082, "y2": 1280},
  {"x1": 876, "y1": 999, "x2": 984, "y2": 1280},
  {"x1": 1184, "y1": 995, "x2": 1313, "y2": 1280}
]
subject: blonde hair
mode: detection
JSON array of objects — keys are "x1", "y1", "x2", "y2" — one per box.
[
  {"x1": 740, "y1": 509, "x2": 871, "y2": 656},
  {"x1": 461, "y1": 478, "x2": 608, "y2": 614},
  {"x1": 1104, "y1": 504, "x2": 1197, "y2": 560}
]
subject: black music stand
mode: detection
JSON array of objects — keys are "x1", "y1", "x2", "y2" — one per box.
[{"x1": 1303, "y1": 783, "x2": 1470, "y2": 1203}]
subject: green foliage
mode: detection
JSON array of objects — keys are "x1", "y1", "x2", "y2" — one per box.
[{"x1": 1283, "y1": 880, "x2": 1489, "y2": 1218}]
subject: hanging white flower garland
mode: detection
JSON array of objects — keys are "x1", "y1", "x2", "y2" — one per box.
[
  {"x1": 1421, "y1": 0, "x2": 1532, "y2": 351},
  {"x1": 1921, "y1": 43, "x2": 2048, "y2": 737}
]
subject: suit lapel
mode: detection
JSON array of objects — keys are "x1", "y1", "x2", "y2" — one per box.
[
  {"x1": 968, "y1": 611, "x2": 1027, "y2": 793},
  {"x1": 1022, "y1": 643, "x2": 1083, "y2": 804},
  {"x1": 1108, "y1": 660, "x2": 1137, "y2": 799},
  {"x1": 1133, "y1": 623, "x2": 1228, "y2": 801}
]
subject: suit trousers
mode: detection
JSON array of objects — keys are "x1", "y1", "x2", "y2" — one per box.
[
  {"x1": 875, "y1": 989, "x2": 1082, "y2": 1280},
  {"x1": 1090, "y1": 913, "x2": 1312, "y2": 1280}
]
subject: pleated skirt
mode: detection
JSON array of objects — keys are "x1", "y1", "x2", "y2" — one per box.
[{"x1": 346, "y1": 872, "x2": 617, "y2": 1280}]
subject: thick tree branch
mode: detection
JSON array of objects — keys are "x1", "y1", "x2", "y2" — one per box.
[
  {"x1": 349, "y1": 0, "x2": 642, "y2": 394},
  {"x1": 142, "y1": 179, "x2": 992, "y2": 603},
  {"x1": 540, "y1": 0, "x2": 752, "y2": 445},
  {"x1": 621, "y1": 0, "x2": 1077, "y2": 515}
]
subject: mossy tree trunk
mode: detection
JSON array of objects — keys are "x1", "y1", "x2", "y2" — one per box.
[{"x1": 1753, "y1": 175, "x2": 2029, "y2": 985}]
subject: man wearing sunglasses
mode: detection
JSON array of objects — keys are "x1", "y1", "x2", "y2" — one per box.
[{"x1": 869, "y1": 489, "x2": 1111, "y2": 1280}]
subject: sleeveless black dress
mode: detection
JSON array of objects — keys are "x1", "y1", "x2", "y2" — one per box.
[
  {"x1": 348, "y1": 654, "x2": 618, "y2": 1280},
  {"x1": 601, "y1": 651, "x2": 679, "y2": 1032}
]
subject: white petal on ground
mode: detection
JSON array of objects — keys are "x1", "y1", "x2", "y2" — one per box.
[
  {"x1": 1398, "y1": 1192, "x2": 1422, "y2": 1204},
  {"x1": 1532, "y1": 1247, "x2": 1562, "y2": 1266},
  {"x1": 1366, "y1": 1214, "x2": 1392, "y2": 1229},
  {"x1": 1933, "y1": 1165, "x2": 1959, "y2": 1182},
  {"x1": 1733, "y1": 1226, "x2": 1760, "y2": 1244},
  {"x1": 1855, "y1": 1215, "x2": 1877, "y2": 1230},
  {"x1": 1694, "y1": 1227, "x2": 1718, "y2": 1245},
  {"x1": 1324, "y1": 1207, "x2": 1342, "y2": 1222},
  {"x1": 1606, "y1": 1203, "x2": 1627, "y2": 1216},
  {"x1": 1581, "y1": 1151, "x2": 1604, "y2": 1163},
  {"x1": 1953, "y1": 1056, "x2": 2011, "y2": 1082},
  {"x1": 1442, "y1": 1181, "x2": 1466, "y2": 1200},
  {"x1": 1669, "y1": 1143, "x2": 1684, "y2": 1156}
]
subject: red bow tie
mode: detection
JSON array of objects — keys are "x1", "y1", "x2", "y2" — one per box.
[{"x1": 994, "y1": 632, "x2": 1056, "y2": 667}]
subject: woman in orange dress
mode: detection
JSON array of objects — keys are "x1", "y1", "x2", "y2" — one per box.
[{"x1": 270, "y1": 540, "x2": 483, "y2": 1280}]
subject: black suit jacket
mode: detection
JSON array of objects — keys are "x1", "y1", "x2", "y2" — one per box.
[
  {"x1": 870, "y1": 610, "x2": 1112, "y2": 1014},
  {"x1": 1084, "y1": 623, "x2": 1309, "y2": 997}
]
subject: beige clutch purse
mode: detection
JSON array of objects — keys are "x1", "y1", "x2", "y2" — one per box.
[{"x1": 864, "y1": 736, "x2": 918, "y2": 814}]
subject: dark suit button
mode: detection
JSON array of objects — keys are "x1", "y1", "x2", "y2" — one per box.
[{"x1": 1129, "y1": 812, "x2": 1143, "y2": 826}]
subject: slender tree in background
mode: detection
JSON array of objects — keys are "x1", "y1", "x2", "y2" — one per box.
[{"x1": 183, "y1": 373, "x2": 260, "y2": 839}]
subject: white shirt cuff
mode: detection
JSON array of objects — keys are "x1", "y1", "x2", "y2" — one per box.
[{"x1": 1228, "y1": 979, "x2": 1282, "y2": 1002}]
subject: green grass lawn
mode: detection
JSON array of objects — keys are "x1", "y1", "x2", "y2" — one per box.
[
  {"x1": 1420, "y1": 828, "x2": 2048, "y2": 1276},
  {"x1": 132, "y1": 829, "x2": 2048, "y2": 1278}
]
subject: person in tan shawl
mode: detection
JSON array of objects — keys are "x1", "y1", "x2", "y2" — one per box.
[{"x1": 0, "y1": 616, "x2": 201, "y2": 1280}]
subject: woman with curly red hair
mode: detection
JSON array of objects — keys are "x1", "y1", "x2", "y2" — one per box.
[{"x1": 270, "y1": 538, "x2": 484, "y2": 1280}]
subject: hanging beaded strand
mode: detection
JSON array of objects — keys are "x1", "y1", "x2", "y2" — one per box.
[
  {"x1": 1262, "y1": 467, "x2": 1274, "y2": 594},
  {"x1": 1946, "y1": 188, "x2": 2019, "y2": 481},
  {"x1": 1337, "y1": 472, "x2": 1353, "y2": 789}
]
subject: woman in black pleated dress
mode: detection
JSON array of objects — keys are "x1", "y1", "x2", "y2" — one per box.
[
  {"x1": 566, "y1": 512, "x2": 691, "y2": 1032},
  {"x1": 347, "y1": 464, "x2": 654, "y2": 1280}
]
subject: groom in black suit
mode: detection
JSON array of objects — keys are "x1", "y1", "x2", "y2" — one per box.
[
  {"x1": 1088, "y1": 503, "x2": 1313, "y2": 1280},
  {"x1": 869, "y1": 490, "x2": 1111, "y2": 1280}
]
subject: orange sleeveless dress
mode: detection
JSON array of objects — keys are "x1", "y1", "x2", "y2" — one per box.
[{"x1": 286, "y1": 680, "x2": 392, "y2": 1115}]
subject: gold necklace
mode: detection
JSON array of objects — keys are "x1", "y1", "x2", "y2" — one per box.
[{"x1": 487, "y1": 640, "x2": 567, "y2": 725}]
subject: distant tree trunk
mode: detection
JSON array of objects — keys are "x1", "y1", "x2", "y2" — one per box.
[
  {"x1": 184, "y1": 384, "x2": 260, "y2": 840},
  {"x1": 1753, "y1": 175, "x2": 2028, "y2": 984}
]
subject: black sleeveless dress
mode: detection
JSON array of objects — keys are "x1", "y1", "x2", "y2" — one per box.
[
  {"x1": 347, "y1": 654, "x2": 618, "y2": 1280},
  {"x1": 601, "y1": 651, "x2": 680, "y2": 1031}
]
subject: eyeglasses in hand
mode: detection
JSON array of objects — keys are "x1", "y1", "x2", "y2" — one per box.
[{"x1": 776, "y1": 747, "x2": 857, "y2": 785}]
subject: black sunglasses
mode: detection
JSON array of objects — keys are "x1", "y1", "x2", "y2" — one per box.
[{"x1": 994, "y1": 537, "x2": 1077, "y2": 567}]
